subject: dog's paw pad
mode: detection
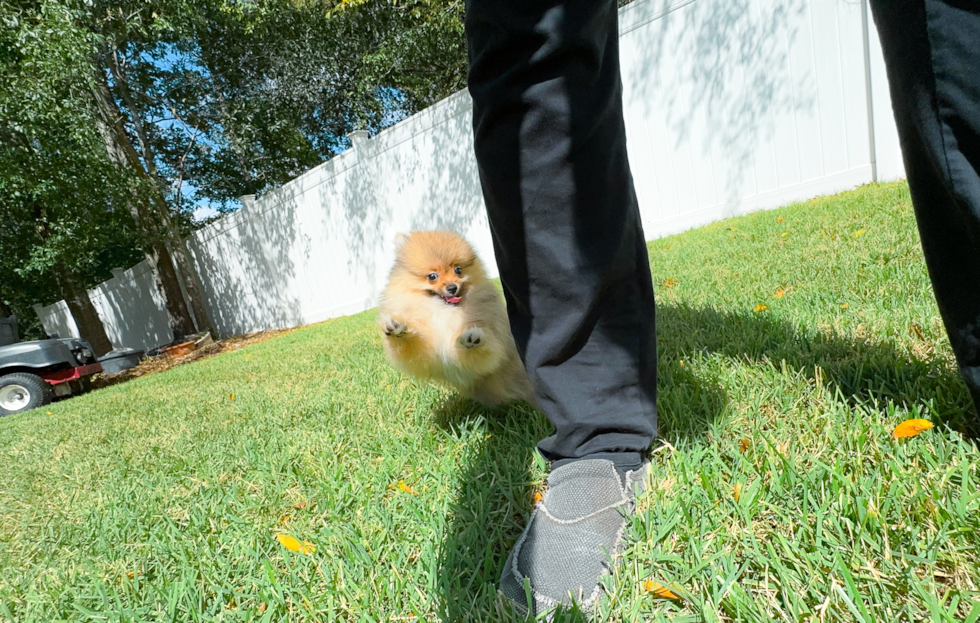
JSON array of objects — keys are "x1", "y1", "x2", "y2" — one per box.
[
  {"x1": 459, "y1": 327, "x2": 485, "y2": 349},
  {"x1": 384, "y1": 318, "x2": 408, "y2": 337}
]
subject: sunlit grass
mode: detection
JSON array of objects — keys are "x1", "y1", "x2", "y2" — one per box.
[{"x1": 1, "y1": 181, "x2": 977, "y2": 622}]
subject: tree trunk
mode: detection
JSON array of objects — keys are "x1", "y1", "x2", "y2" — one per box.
[
  {"x1": 154, "y1": 195, "x2": 214, "y2": 335},
  {"x1": 150, "y1": 241, "x2": 196, "y2": 340},
  {"x1": 90, "y1": 70, "x2": 197, "y2": 338},
  {"x1": 167, "y1": 228, "x2": 214, "y2": 336},
  {"x1": 58, "y1": 274, "x2": 113, "y2": 356},
  {"x1": 110, "y1": 48, "x2": 215, "y2": 336}
]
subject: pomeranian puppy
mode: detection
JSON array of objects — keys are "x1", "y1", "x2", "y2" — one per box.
[{"x1": 378, "y1": 230, "x2": 535, "y2": 406}]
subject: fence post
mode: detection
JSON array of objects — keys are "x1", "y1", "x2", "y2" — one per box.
[
  {"x1": 860, "y1": 0, "x2": 905, "y2": 181},
  {"x1": 860, "y1": 0, "x2": 878, "y2": 182},
  {"x1": 345, "y1": 129, "x2": 386, "y2": 308},
  {"x1": 347, "y1": 130, "x2": 370, "y2": 154}
]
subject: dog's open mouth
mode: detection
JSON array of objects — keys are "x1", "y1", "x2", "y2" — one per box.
[{"x1": 429, "y1": 290, "x2": 462, "y2": 305}]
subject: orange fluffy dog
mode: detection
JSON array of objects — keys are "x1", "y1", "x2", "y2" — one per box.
[{"x1": 379, "y1": 231, "x2": 534, "y2": 406}]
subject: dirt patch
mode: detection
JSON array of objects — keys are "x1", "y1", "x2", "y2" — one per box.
[{"x1": 93, "y1": 328, "x2": 295, "y2": 389}]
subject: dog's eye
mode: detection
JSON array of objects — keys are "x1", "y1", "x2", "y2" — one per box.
[
  {"x1": 454, "y1": 266, "x2": 462, "y2": 276},
  {"x1": 427, "y1": 272, "x2": 438, "y2": 282}
]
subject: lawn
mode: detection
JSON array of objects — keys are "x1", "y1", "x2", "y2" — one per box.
[{"x1": 1, "y1": 181, "x2": 978, "y2": 622}]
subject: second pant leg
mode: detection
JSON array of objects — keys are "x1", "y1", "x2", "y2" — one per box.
[
  {"x1": 465, "y1": 0, "x2": 658, "y2": 467},
  {"x1": 869, "y1": 0, "x2": 980, "y2": 414}
]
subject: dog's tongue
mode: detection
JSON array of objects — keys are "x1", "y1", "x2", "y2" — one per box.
[{"x1": 445, "y1": 296, "x2": 462, "y2": 305}]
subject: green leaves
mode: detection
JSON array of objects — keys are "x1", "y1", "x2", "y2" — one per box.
[{"x1": 0, "y1": 0, "x2": 143, "y2": 329}]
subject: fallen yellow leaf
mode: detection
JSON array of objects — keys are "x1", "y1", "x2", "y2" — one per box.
[
  {"x1": 733, "y1": 482, "x2": 743, "y2": 503},
  {"x1": 46, "y1": 411, "x2": 52, "y2": 415},
  {"x1": 840, "y1": 303, "x2": 849, "y2": 309},
  {"x1": 257, "y1": 603, "x2": 267, "y2": 613},
  {"x1": 661, "y1": 277, "x2": 679, "y2": 289},
  {"x1": 754, "y1": 304, "x2": 769, "y2": 312},
  {"x1": 397, "y1": 480, "x2": 417, "y2": 495},
  {"x1": 776, "y1": 216, "x2": 784, "y2": 223},
  {"x1": 276, "y1": 534, "x2": 315, "y2": 554},
  {"x1": 229, "y1": 393, "x2": 235, "y2": 400},
  {"x1": 855, "y1": 229, "x2": 866, "y2": 237},
  {"x1": 892, "y1": 419, "x2": 934, "y2": 439},
  {"x1": 533, "y1": 492, "x2": 543, "y2": 504},
  {"x1": 643, "y1": 580, "x2": 682, "y2": 601},
  {"x1": 739, "y1": 438, "x2": 751, "y2": 454},
  {"x1": 774, "y1": 288, "x2": 786, "y2": 299}
]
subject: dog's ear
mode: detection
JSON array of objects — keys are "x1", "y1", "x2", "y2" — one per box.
[{"x1": 393, "y1": 233, "x2": 409, "y2": 251}]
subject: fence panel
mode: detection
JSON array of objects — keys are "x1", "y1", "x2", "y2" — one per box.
[
  {"x1": 618, "y1": 0, "x2": 877, "y2": 237},
  {"x1": 34, "y1": 262, "x2": 174, "y2": 352},
  {"x1": 33, "y1": 300, "x2": 77, "y2": 341}
]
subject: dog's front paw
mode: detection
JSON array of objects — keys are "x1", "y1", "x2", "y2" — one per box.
[
  {"x1": 459, "y1": 327, "x2": 485, "y2": 349},
  {"x1": 383, "y1": 317, "x2": 408, "y2": 337}
]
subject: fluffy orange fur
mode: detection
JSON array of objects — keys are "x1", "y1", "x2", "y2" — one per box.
[{"x1": 378, "y1": 230, "x2": 534, "y2": 406}]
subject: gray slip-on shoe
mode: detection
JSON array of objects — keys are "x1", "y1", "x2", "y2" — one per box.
[{"x1": 499, "y1": 458, "x2": 648, "y2": 619}]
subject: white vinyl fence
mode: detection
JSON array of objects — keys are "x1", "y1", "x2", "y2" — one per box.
[
  {"x1": 36, "y1": 0, "x2": 905, "y2": 350},
  {"x1": 34, "y1": 263, "x2": 177, "y2": 352}
]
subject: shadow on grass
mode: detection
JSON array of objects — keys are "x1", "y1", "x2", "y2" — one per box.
[
  {"x1": 657, "y1": 304, "x2": 977, "y2": 437},
  {"x1": 432, "y1": 398, "x2": 544, "y2": 622},
  {"x1": 433, "y1": 302, "x2": 976, "y2": 620},
  {"x1": 432, "y1": 340, "x2": 727, "y2": 621}
]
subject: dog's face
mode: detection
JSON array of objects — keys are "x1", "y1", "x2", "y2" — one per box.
[{"x1": 393, "y1": 231, "x2": 481, "y2": 306}]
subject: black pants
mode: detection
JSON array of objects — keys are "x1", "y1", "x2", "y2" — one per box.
[
  {"x1": 465, "y1": 0, "x2": 657, "y2": 469},
  {"x1": 465, "y1": 0, "x2": 980, "y2": 469},
  {"x1": 870, "y1": 0, "x2": 980, "y2": 412}
]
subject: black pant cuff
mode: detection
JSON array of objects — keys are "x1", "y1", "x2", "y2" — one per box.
[{"x1": 550, "y1": 451, "x2": 645, "y2": 472}]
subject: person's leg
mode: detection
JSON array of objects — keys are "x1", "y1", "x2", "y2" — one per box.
[
  {"x1": 465, "y1": 0, "x2": 656, "y2": 469},
  {"x1": 464, "y1": 0, "x2": 657, "y2": 614},
  {"x1": 869, "y1": 0, "x2": 980, "y2": 415}
]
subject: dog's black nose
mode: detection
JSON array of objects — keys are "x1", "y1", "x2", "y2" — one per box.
[{"x1": 446, "y1": 284, "x2": 458, "y2": 294}]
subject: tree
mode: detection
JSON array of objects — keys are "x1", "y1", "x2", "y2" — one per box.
[
  {"x1": 0, "y1": 113, "x2": 141, "y2": 354},
  {"x1": 0, "y1": 0, "x2": 143, "y2": 352},
  {"x1": 90, "y1": 69, "x2": 207, "y2": 337},
  {"x1": 88, "y1": 0, "x2": 468, "y2": 206}
]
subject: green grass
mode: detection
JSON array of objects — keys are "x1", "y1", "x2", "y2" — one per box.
[{"x1": 2, "y1": 181, "x2": 979, "y2": 622}]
